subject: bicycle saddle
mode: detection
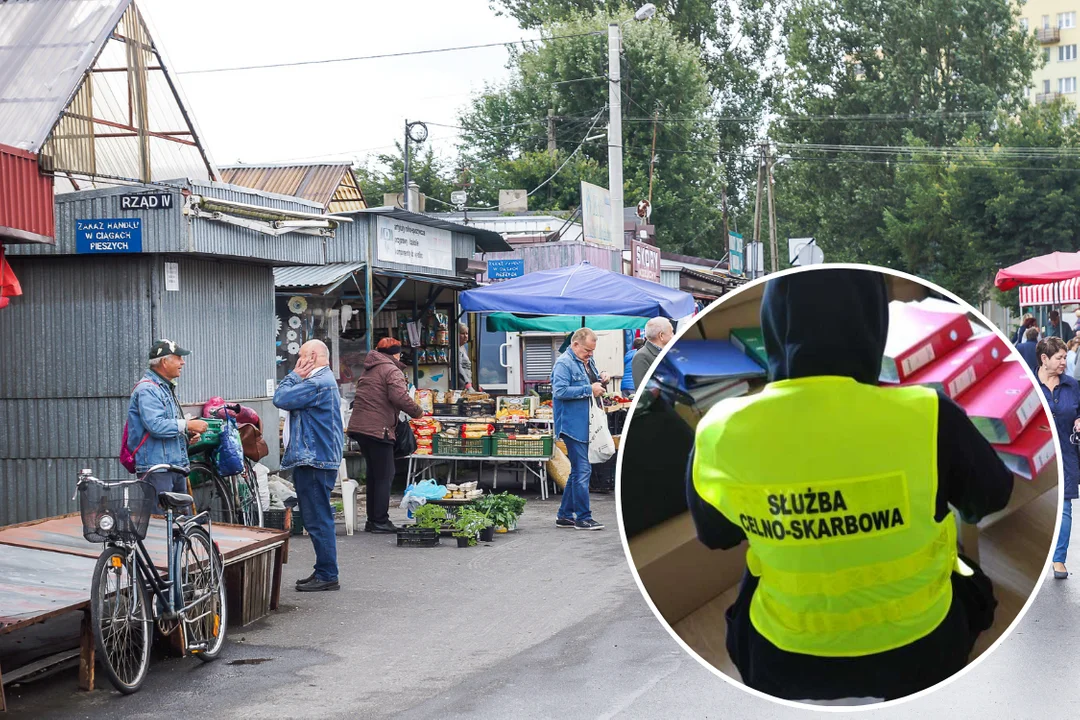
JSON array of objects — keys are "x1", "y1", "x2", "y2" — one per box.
[{"x1": 159, "y1": 492, "x2": 194, "y2": 510}]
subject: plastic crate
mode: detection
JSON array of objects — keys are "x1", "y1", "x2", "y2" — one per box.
[
  {"x1": 590, "y1": 457, "x2": 616, "y2": 494},
  {"x1": 495, "y1": 422, "x2": 528, "y2": 435},
  {"x1": 606, "y1": 407, "x2": 628, "y2": 436},
  {"x1": 432, "y1": 403, "x2": 460, "y2": 417},
  {"x1": 397, "y1": 527, "x2": 440, "y2": 547},
  {"x1": 263, "y1": 507, "x2": 291, "y2": 531},
  {"x1": 491, "y1": 434, "x2": 553, "y2": 457},
  {"x1": 78, "y1": 478, "x2": 157, "y2": 543},
  {"x1": 461, "y1": 401, "x2": 496, "y2": 418},
  {"x1": 433, "y1": 435, "x2": 491, "y2": 456}
]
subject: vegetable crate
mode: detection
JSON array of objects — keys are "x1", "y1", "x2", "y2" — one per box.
[
  {"x1": 491, "y1": 434, "x2": 553, "y2": 458},
  {"x1": 396, "y1": 527, "x2": 440, "y2": 547},
  {"x1": 433, "y1": 435, "x2": 491, "y2": 456},
  {"x1": 187, "y1": 418, "x2": 225, "y2": 454},
  {"x1": 461, "y1": 401, "x2": 496, "y2": 417},
  {"x1": 590, "y1": 457, "x2": 616, "y2": 494}
]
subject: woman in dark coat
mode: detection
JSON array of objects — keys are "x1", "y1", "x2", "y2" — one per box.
[
  {"x1": 347, "y1": 338, "x2": 424, "y2": 533},
  {"x1": 1035, "y1": 336, "x2": 1080, "y2": 578}
]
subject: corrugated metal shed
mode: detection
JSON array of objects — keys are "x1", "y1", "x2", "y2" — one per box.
[
  {"x1": 660, "y1": 268, "x2": 681, "y2": 290},
  {"x1": 351, "y1": 207, "x2": 511, "y2": 253},
  {"x1": 0, "y1": 0, "x2": 128, "y2": 152},
  {"x1": 434, "y1": 212, "x2": 585, "y2": 244},
  {"x1": 220, "y1": 163, "x2": 367, "y2": 212},
  {"x1": 275, "y1": 263, "x2": 364, "y2": 290},
  {"x1": 0, "y1": 144, "x2": 54, "y2": 243}
]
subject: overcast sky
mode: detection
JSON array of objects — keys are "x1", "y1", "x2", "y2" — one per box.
[{"x1": 140, "y1": 0, "x2": 524, "y2": 170}]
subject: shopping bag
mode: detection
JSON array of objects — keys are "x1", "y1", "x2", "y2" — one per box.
[
  {"x1": 394, "y1": 413, "x2": 417, "y2": 458},
  {"x1": 588, "y1": 400, "x2": 616, "y2": 464}
]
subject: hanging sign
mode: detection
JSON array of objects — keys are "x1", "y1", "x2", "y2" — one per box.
[
  {"x1": 488, "y1": 259, "x2": 525, "y2": 280},
  {"x1": 120, "y1": 192, "x2": 174, "y2": 210},
  {"x1": 581, "y1": 181, "x2": 614, "y2": 246},
  {"x1": 76, "y1": 218, "x2": 142, "y2": 254},
  {"x1": 631, "y1": 240, "x2": 661, "y2": 283},
  {"x1": 729, "y1": 232, "x2": 744, "y2": 277},
  {"x1": 376, "y1": 216, "x2": 453, "y2": 271}
]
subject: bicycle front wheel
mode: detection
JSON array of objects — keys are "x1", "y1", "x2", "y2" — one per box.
[
  {"x1": 233, "y1": 460, "x2": 264, "y2": 528},
  {"x1": 90, "y1": 547, "x2": 151, "y2": 694},
  {"x1": 178, "y1": 525, "x2": 228, "y2": 661}
]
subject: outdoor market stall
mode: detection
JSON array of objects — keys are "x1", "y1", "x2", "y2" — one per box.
[
  {"x1": 997, "y1": 251, "x2": 1080, "y2": 332},
  {"x1": 401, "y1": 262, "x2": 695, "y2": 500}
]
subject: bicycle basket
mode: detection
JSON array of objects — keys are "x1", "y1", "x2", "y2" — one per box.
[{"x1": 78, "y1": 478, "x2": 157, "y2": 543}]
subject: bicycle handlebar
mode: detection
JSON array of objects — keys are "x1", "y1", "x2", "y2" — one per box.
[{"x1": 140, "y1": 464, "x2": 190, "y2": 479}]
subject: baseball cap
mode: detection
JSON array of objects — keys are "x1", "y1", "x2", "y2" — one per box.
[{"x1": 149, "y1": 339, "x2": 191, "y2": 359}]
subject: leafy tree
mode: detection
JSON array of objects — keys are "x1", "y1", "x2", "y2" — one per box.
[
  {"x1": 457, "y1": 10, "x2": 731, "y2": 256},
  {"x1": 353, "y1": 143, "x2": 459, "y2": 210},
  {"x1": 772, "y1": 0, "x2": 1039, "y2": 285}
]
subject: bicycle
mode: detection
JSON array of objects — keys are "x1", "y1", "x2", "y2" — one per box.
[
  {"x1": 76, "y1": 464, "x2": 228, "y2": 694},
  {"x1": 187, "y1": 408, "x2": 264, "y2": 527}
]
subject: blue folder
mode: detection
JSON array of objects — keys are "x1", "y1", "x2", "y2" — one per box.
[{"x1": 657, "y1": 340, "x2": 767, "y2": 390}]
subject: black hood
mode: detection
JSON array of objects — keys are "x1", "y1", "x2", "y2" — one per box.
[{"x1": 760, "y1": 268, "x2": 889, "y2": 384}]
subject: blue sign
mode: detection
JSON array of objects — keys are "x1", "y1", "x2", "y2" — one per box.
[
  {"x1": 76, "y1": 218, "x2": 142, "y2": 254},
  {"x1": 488, "y1": 259, "x2": 525, "y2": 280}
]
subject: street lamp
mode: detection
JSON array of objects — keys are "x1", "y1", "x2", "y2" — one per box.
[
  {"x1": 634, "y1": 3, "x2": 657, "y2": 21},
  {"x1": 403, "y1": 120, "x2": 428, "y2": 212}
]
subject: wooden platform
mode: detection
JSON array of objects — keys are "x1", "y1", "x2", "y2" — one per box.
[{"x1": 0, "y1": 514, "x2": 289, "y2": 711}]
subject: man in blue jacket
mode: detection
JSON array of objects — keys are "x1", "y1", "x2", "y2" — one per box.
[
  {"x1": 274, "y1": 340, "x2": 344, "y2": 592},
  {"x1": 127, "y1": 339, "x2": 209, "y2": 504},
  {"x1": 552, "y1": 327, "x2": 608, "y2": 531}
]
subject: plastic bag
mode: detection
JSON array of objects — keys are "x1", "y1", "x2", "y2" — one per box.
[
  {"x1": 588, "y1": 401, "x2": 616, "y2": 464},
  {"x1": 252, "y1": 462, "x2": 271, "y2": 511},
  {"x1": 214, "y1": 417, "x2": 245, "y2": 476},
  {"x1": 404, "y1": 478, "x2": 447, "y2": 501}
]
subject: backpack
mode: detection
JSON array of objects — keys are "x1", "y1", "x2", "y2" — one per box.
[{"x1": 119, "y1": 380, "x2": 156, "y2": 474}]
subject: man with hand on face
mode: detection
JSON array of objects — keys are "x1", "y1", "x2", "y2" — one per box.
[
  {"x1": 552, "y1": 327, "x2": 608, "y2": 531},
  {"x1": 274, "y1": 340, "x2": 344, "y2": 592},
  {"x1": 127, "y1": 339, "x2": 208, "y2": 505}
]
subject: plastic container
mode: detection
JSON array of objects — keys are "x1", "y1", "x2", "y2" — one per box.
[
  {"x1": 433, "y1": 435, "x2": 491, "y2": 456},
  {"x1": 432, "y1": 403, "x2": 460, "y2": 417},
  {"x1": 491, "y1": 434, "x2": 553, "y2": 458},
  {"x1": 397, "y1": 527, "x2": 440, "y2": 547},
  {"x1": 461, "y1": 401, "x2": 496, "y2": 418},
  {"x1": 590, "y1": 457, "x2": 617, "y2": 494}
]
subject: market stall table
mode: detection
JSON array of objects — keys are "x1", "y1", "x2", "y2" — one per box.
[{"x1": 407, "y1": 453, "x2": 555, "y2": 500}]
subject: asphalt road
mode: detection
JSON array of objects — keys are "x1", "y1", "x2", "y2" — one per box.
[{"x1": 3, "y1": 494, "x2": 1074, "y2": 719}]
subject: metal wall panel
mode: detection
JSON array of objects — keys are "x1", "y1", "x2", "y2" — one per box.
[
  {"x1": 9, "y1": 184, "x2": 184, "y2": 256},
  {"x1": 661, "y1": 269, "x2": 681, "y2": 290},
  {"x1": 0, "y1": 457, "x2": 125, "y2": 526},
  {"x1": 190, "y1": 179, "x2": 326, "y2": 215},
  {"x1": 0, "y1": 398, "x2": 125, "y2": 459},
  {"x1": 0, "y1": 144, "x2": 55, "y2": 242},
  {"x1": 156, "y1": 257, "x2": 276, "y2": 405},
  {"x1": 477, "y1": 240, "x2": 622, "y2": 281},
  {"x1": 190, "y1": 210, "x2": 327, "y2": 266},
  {"x1": 325, "y1": 215, "x2": 369, "y2": 264},
  {"x1": 0, "y1": 255, "x2": 154, "y2": 399},
  {"x1": 371, "y1": 222, "x2": 477, "y2": 279}
]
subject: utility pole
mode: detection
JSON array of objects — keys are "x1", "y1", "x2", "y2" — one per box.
[
  {"x1": 752, "y1": 144, "x2": 765, "y2": 278},
  {"x1": 547, "y1": 109, "x2": 557, "y2": 161},
  {"x1": 720, "y1": 165, "x2": 730, "y2": 252},
  {"x1": 647, "y1": 109, "x2": 659, "y2": 206},
  {"x1": 766, "y1": 145, "x2": 779, "y2": 273},
  {"x1": 608, "y1": 23, "x2": 624, "y2": 250}
]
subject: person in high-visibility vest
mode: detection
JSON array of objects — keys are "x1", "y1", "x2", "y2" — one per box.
[{"x1": 689, "y1": 268, "x2": 1014, "y2": 702}]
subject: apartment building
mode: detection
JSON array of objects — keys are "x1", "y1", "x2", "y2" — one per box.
[{"x1": 1020, "y1": 1, "x2": 1080, "y2": 111}]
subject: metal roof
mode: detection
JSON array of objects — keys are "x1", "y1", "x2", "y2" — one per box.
[
  {"x1": 0, "y1": 0, "x2": 129, "y2": 152},
  {"x1": 345, "y1": 207, "x2": 513, "y2": 252},
  {"x1": 274, "y1": 262, "x2": 365, "y2": 290},
  {"x1": 219, "y1": 163, "x2": 367, "y2": 212}
]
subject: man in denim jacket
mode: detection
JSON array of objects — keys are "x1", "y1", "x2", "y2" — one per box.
[
  {"x1": 274, "y1": 340, "x2": 344, "y2": 592},
  {"x1": 127, "y1": 339, "x2": 209, "y2": 502},
  {"x1": 552, "y1": 327, "x2": 608, "y2": 531}
]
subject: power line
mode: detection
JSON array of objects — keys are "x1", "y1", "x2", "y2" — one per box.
[{"x1": 177, "y1": 31, "x2": 604, "y2": 75}]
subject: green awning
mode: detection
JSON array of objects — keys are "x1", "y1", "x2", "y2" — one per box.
[{"x1": 484, "y1": 313, "x2": 647, "y2": 332}]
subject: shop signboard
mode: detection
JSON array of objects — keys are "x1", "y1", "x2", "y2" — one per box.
[
  {"x1": 581, "y1": 181, "x2": 614, "y2": 246},
  {"x1": 120, "y1": 192, "x2": 174, "y2": 210},
  {"x1": 376, "y1": 216, "x2": 453, "y2": 271},
  {"x1": 488, "y1": 259, "x2": 525, "y2": 280},
  {"x1": 75, "y1": 218, "x2": 142, "y2": 254},
  {"x1": 728, "y1": 231, "x2": 744, "y2": 277},
  {"x1": 631, "y1": 240, "x2": 661, "y2": 283}
]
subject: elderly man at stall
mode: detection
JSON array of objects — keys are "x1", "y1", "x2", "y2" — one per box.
[
  {"x1": 632, "y1": 316, "x2": 675, "y2": 387},
  {"x1": 552, "y1": 327, "x2": 608, "y2": 531},
  {"x1": 274, "y1": 340, "x2": 344, "y2": 592},
  {"x1": 127, "y1": 339, "x2": 208, "y2": 504}
]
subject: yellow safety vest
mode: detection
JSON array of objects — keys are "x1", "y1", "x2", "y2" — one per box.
[{"x1": 693, "y1": 376, "x2": 958, "y2": 658}]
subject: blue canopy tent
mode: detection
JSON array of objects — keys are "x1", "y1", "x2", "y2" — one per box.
[{"x1": 459, "y1": 262, "x2": 697, "y2": 323}]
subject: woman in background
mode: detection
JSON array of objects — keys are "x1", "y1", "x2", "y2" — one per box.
[
  {"x1": 1035, "y1": 336, "x2": 1080, "y2": 579},
  {"x1": 348, "y1": 338, "x2": 424, "y2": 533}
]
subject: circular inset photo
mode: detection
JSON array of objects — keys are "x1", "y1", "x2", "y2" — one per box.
[{"x1": 617, "y1": 264, "x2": 1062, "y2": 707}]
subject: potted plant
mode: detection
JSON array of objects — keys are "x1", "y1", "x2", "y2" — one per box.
[
  {"x1": 452, "y1": 507, "x2": 492, "y2": 547},
  {"x1": 483, "y1": 492, "x2": 526, "y2": 532},
  {"x1": 398, "y1": 503, "x2": 445, "y2": 547}
]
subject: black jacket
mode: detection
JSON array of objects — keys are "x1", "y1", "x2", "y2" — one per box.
[{"x1": 687, "y1": 268, "x2": 1014, "y2": 701}]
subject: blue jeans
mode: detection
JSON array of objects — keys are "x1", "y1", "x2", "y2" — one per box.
[
  {"x1": 294, "y1": 466, "x2": 339, "y2": 581},
  {"x1": 557, "y1": 435, "x2": 592, "y2": 523},
  {"x1": 1055, "y1": 499, "x2": 1073, "y2": 564},
  {"x1": 146, "y1": 470, "x2": 188, "y2": 512}
]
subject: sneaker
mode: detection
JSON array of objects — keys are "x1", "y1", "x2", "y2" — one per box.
[
  {"x1": 555, "y1": 517, "x2": 575, "y2": 528},
  {"x1": 574, "y1": 519, "x2": 604, "y2": 531}
]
